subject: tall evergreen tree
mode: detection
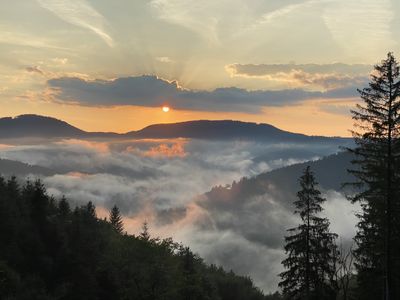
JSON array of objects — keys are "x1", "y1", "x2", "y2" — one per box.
[
  {"x1": 349, "y1": 52, "x2": 400, "y2": 300},
  {"x1": 109, "y1": 205, "x2": 124, "y2": 234},
  {"x1": 279, "y1": 166, "x2": 338, "y2": 300}
]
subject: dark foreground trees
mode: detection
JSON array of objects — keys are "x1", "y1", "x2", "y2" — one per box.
[
  {"x1": 279, "y1": 166, "x2": 338, "y2": 300},
  {"x1": 0, "y1": 176, "x2": 266, "y2": 300},
  {"x1": 349, "y1": 52, "x2": 400, "y2": 300}
]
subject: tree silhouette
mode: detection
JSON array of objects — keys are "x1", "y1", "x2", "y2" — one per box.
[
  {"x1": 279, "y1": 166, "x2": 338, "y2": 300},
  {"x1": 109, "y1": 205, "x2": 124, "y2": 234},
  {"x1": 139, "y1": 221, "x2": 151, "y2": 241},
  {"x1": 349, "y1": 52, "x2": 400, "y2": 300}
]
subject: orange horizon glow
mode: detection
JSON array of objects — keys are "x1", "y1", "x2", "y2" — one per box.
[{"x1": 1, "y1": 98, "x2": 356, "y2": 137}]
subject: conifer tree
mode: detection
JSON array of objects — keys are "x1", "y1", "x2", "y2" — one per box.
[
  {"x1": 139, "y1": 221, "x2": 151, "y2": 241},
  {"x1": 58, "y1": 195, "x2": 70, "y2": 218},
  {"x1": 279, "y1": 166, "x2": 338, "y2": 300},
  {"x1": 109, "y1": 205, "x2": 124, "y2": 234},
  {"x1": 85, "y1": 201, "x2": 96, "y2": 218},
  {"x1": 349, "y1": 52, "x2": 400, "y2": 300}
]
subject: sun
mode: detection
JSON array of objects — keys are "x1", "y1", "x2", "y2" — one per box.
[{"x1": 162, "y1": 106, "x2": 170, "y2": 112}]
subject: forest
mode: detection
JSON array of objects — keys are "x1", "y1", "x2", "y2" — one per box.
[{"x1": 0, "y1": 176, "x2": 280, "y2": 300}]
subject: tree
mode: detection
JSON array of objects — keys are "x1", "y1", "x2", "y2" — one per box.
[
  {"x1": 348, "y1": 52, "x2": 400, "y2": 300},
  {"x1": 58, "y1": 195, "x2": 70, "y2": 218},
  {"x1": 279, "y1": 166, "x2": 338, "y2": 300},
  {"x1": 109, "y1": 205, "x2": 124, "y2": 234},
  {"x1": 139, "y1": 221, "x2": 151, "y2": 241},
  {"x1": 334, "y1": 243, "x2": 356, "y2": 300}
]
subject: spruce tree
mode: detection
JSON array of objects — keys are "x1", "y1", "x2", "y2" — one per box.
[
  {"x1": 58, "y1": 196, "x2": 70, "y2": 218},
  {"x1": 279, "y1": 166, "x2": 338, "y2": 300},
  {"x1": 349, "y1": 52, "x2": 400, "y2": 300},
  {"x1": 139, "y1": 221, "x2": 150, "y2": 241},
  {"x1": 109, "y1": 205, "x2": 124, "y2": 234}
]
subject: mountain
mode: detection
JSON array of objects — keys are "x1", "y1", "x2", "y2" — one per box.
[
  {"x1": 203, "y1": 151, "x2": 354, "y2": 211},
  {"x1": 0, "y1": 115, "x2": 352, "y2": 145},
  {"x1": 130, "y1": 120, "x2": 350, "y2": 143},
  {"x1": 0, "y1": 158, "x2": 55, "y2": 176},
  {"x1": 0, "y1": 115, "x2": 85, "y2": 138}
]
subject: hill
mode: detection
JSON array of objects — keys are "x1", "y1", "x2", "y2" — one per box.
[
  {"x1": 0, "y1": 115, "x2": 85, "y2": 138},
  {"x1": 204, "y1": 151, "x2": 354, "y2": 209},
  {"x1": 0, "y1": 158, "x2": 54, "y2": 176},
  {"x1": 0, "y1": 115, "x2": 352, "y2": 145},
  {"x1": 130, "y1": 120, "x2": 350, "y2": 143}
]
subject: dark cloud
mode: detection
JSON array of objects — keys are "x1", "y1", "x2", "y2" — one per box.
[
  {"x1": 47, "y1": 75, "x2": 359, "y2": 112},
  {"x1": 226, "y1": 63, "x2": 371, "y2": 90}
]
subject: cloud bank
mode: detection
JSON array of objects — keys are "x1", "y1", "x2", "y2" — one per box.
[{"x1": 47, "y1": 75, "x2": 359, "y2": 112}]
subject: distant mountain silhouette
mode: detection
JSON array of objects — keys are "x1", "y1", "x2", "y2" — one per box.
[
  {"x1": 0, "y1": 115, "x2": 85, "y2": 138},
  {"x1": 0, "y1": 158, "x2": 54, "y2": 176},
  {"x1": 0, "y1": 115, "x2": 352, "y2": 144},
  {"x1": 130, "y1": 120, "x2": 351, "y2": 144}
]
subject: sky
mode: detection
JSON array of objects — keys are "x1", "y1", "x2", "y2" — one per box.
[{"x1": 1, "y1": 0, "x2": 399, "y2": 136}]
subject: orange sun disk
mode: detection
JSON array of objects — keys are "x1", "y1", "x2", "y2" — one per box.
[{"x1": 162, "y1": 106, "x2": 170, "y2": 112}]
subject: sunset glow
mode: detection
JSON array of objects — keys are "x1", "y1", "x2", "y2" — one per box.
[{"x1": 1, "y1": 1, "x2": 397, "y2": 136}]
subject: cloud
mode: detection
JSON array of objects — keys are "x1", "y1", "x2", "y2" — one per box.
[
  {"x1": 226, "y1": 63, "x2": 371, "y2": 90},
  {"x1": 51, "y1": 57, "x2": 68, "y2": 65},
  {"x1": 149, "y1": 0, "x2": 276, "y2": 44},
  {"x1": 149, "y1": 0, "x2": 227, "y2": 43},
  {"x1": 257, "y1": 0, "x2": 320, "y2": 26},
  {"x1": 37, "y1": 0, "x2": 113, "y2": 47},
  {"x1": 0, "y1": 29, "x2": 66, "y2": 50},
  {"x1": 25, "y1": 66, "x2": 45, "y2": 75},
  {"x1": 143, "y1": 142, "x2": 187, "y2": 158},
  {"x1": 322, "y1": 0, "x2": 394, "y2": 55},
  {"x1": 46, "y1": 75, "x2": 359, "y2": 112},
  {"x1": 156, "y1": 56, "x2": 174, "y2": 63}
]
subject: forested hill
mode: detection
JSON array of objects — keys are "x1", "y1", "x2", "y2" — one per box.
[
  {"x1": 0, "y1": 176, "x2": 280, "y2": 300},
  {"x1": 0, "y1": 115, "x2": 351, "y2": 145},
  {"x1": 204, "y1": 151, "x2": 354, "y2": 211}
]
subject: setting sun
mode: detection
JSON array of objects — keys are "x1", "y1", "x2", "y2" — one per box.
[{"x1": 162, "y1": 106, "x2": 170, "y2": 112}]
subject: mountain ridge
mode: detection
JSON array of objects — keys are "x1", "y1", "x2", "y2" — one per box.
[{"x1": 0, "y1": 114, "x2": 352, "y2": 143}]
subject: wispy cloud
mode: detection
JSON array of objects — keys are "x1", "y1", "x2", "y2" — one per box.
[
  {"x1": 37, "y1": 0, "x2": 113, "y2": 47},
  {"x1": 226, "y1": 63, "x2": 371, "y2": 90},
  {"x1": 322, "y1": 0, "x2": 394, "y2": 55},
  {"x1": 0, "y1": 29, "x2": 66, "y2": 49},
  {"x1": 150, "y1": 0, "x2": 220, "y2": 43},
  {"x1": 259, "y1": 0, "x2": 320, "y2": 25}
]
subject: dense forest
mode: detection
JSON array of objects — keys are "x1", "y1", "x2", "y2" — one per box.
[{"x1": 0, "y1": 176, "x2": 280, "y2": 300}]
